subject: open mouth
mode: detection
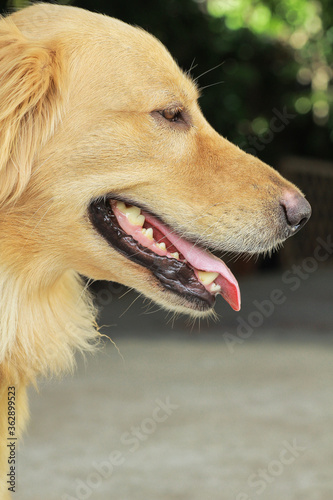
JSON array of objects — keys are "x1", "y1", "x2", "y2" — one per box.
[{"x1": 88, "y1": 198, "x2": 241, "y2": 312}]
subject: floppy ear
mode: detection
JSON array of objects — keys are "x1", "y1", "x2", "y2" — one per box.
[{"x1": 0, "y1": 17, "x2": 63, "y2": 207}]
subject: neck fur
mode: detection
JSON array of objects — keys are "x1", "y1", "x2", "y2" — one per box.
[{"x1": 0, "y1": 268, "x2": 98, "y2": 382}]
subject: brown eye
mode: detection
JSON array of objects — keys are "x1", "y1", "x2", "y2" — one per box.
[
  {"x1": 151, "y1": 106, "x2": 190, "y2": 129},
  {"x1": 161, "y1": 107, "x2": 183, "y2": 122}
]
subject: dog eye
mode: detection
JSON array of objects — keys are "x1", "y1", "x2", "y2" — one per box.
[
  {"x1": 161, "y1": 108, "x2": 184, "y2": 123},
  {"x1": 151, "y1": 107, "x2": 190, "y2": 129}
]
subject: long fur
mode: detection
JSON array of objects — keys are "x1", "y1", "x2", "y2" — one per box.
[
  {"x1": 0, "y1": 14, "x2": 98, "y2": 498},
  {"x1": 0, "y1": 269, "x2": 98, "y2": 379},
  {"x1": 0, "y1": 16, "x2": 101, "y2": 380},
  {"x1": 0, "y1": 17, "x2": 64, "y2": 208}
]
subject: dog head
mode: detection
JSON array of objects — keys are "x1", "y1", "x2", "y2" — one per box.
[{"x1": 0, "y1": 4, "x2": 311, "y2": 317}]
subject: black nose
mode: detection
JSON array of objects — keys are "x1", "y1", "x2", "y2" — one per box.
[{"x1": 280, "y1": 190, "x2": 312, "y2": 235}]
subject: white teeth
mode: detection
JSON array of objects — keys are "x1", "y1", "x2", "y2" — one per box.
[
  {"x1": 116, "y1": 201, "x2": 145, "y2": 227},
  {"x1": 156, "y1": 242, "x2": 166, "y2": 251},
  {"x1": 116, "y1": 201, "x2": 127, "y2": 212},
  {"x1": 125, "y1": 205, "x2": 141, "y2": 217},
  {"x1": 197, "y1": 271, "x2": 219, "y2": 285},
  {"x1": 170, "y1": 252, "x2": 179, "y2": 260},
  {"x1": 142, "y1": 227, "x2": 153, "y2": 240},
  {"x1": 146, "y1": 227, "x2": 153, "y2": 239},
  {"x1": 210, "y1": 283, "x2": 221, "y2": 293},
  {"x1": 128, "y1": 213, "x2": 145, "y2": 227}
]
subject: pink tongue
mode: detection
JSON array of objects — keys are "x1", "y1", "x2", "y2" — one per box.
[{"x1": 144, "y1": 212, "x2": 241, "y2": 311}]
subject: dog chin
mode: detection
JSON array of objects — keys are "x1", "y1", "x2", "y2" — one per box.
[{"x1": 136, "y1": 279, "x2": 219, "y2": 318}]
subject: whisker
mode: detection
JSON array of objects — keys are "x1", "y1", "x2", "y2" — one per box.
[
  {"x1": 141, "y1": 304, "x2": 162, "y2": 315},
  {"x1": 194, "y1": 61, "x2": 225, "y2": 82},
  {"x1": 24, "y1": 197, "x2": 55, "y2": 227},
  {"x1": 29, "y1": 203, "x2": 54, "y2": 236},
  {"x1": 141, "y1": 297, "x2": 162, "y2": 316},
  {"x1": 199, "y1": 80, "x2": 224, "y2": 93},
  {"x1": 77, "y1": 278, "x2": 95, "y2": 305},
  {"x1": 186, "y1": 57, "x2": 198, "y2": 77},
  {"x1": 119, "y1": 286, "x2": 133, "y2": 299},
  {"x1": 118, "y1": 293, "x2": 141, "y2": 318}
]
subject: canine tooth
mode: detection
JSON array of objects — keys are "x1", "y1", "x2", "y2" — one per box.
[
  {"x1": 170, "y1": 252, "x2": 179, "y2": 259},
  {"x1": 125, "y1": 205, "x2": 141, "y2": 217},
  {"x1": 116, "y1": 201, "x2": 127, "y2": 212},
  {"x1": 128, "y1": 213, "x2": 145, "y2": 227},
  {"x1": 123, "y1": 205, "x2": 143, "y2": 225},
  {"x1": 116, "y1": 202, "x2": 144, "y2": 225},
  {"x1": 197, "y1": 271, "x2": 219, "y2": 285},
  {"x1": 210, "y1": 283, "x2": 221, "y2": 293},
  {"x1": 156, "y1": 242, "x2": 166, "y2": 250}
]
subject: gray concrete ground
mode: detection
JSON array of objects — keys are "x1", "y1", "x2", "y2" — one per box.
[{"x1": 17, "y1": 268, "x2": 333, "y2": 500}]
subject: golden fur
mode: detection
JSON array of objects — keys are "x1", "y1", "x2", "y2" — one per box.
[{"x1": 0, "y1": 4, "x2": 308, "y2": 497}]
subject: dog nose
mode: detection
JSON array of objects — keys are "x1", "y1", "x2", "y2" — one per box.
[{"x1": 280, "y1": 189, "x2": 311, "y2": 235}]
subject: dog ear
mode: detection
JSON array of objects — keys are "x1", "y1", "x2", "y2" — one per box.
[{"x1": 0, "y1": 17, "x2": 63, "y2": 207}]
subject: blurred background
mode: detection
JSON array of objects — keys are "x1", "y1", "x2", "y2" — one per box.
[{"x1": 1, "y1": 1, "x2": 332, "y2": 499}]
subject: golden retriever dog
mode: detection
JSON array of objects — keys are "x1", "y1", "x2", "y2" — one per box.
[{"x1": 0, "y1": 3, "x2": 311, "y2": 497}]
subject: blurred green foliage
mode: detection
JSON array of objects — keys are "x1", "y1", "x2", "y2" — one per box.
[
  {"x1": 203, "y1": 0, "x2": 333, "y2": 161},
  {"x1": 2, "y1": 0, "x2": 332, "y2": 165}
]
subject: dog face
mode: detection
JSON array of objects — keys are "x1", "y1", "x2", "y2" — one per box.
[{"x1": 0, "y1": 4, "x2": 311, "y2": 316}]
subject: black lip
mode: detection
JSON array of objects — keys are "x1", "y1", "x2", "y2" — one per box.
[{"x1": 88, "y1": 198, "x2": 215, "y2": 311}]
